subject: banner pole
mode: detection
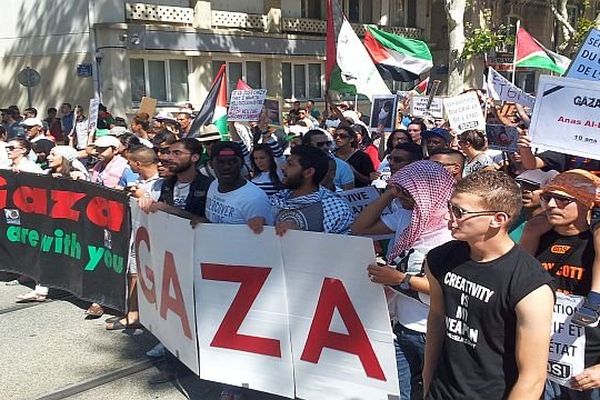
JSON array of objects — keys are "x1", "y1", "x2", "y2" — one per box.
[{"x1": 511, "y1": 20, "x2": 520, "y2": 86}]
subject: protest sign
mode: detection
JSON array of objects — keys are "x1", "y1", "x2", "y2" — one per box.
[
  {"x1": 264, "y1": 98, "x2": 282, "y2": 126},
  {"x1": 486, "y1": 67, "x2": 536, "y2": 109},
  {"x1": 88, "y1": 97, "x2": 100, "y2": 133},
  {"x1": 529, "y1": 75, "x2": 600, "y2": 160},
  {"x1": 485, "y1": 124, "x2": 519, "y2": 152},
  {"x1": 548, "y1": 293, "x2": 586, "y2": 386},
  {"x1": 410, "y1": 94, "x2": 444, "y2": 119},
  {"x1": 134, "y1": 206, "x2": 399, "y2": 400},
  {"x1": 339, "y1": 187, "x2": 394, "y2": 241},
  {"x1": 194, "y1": 224, "x2": 294, "y2": 398},
  {"x1": 369, "y1": 95, "x2": 398, "y2": 132},
  {"x1": 139, "y1": 96, "x2": 157, "y2": 117},
  {"x1": 0, "y1": 171, "x2": 129, "y2": 311},
  {"x1": 443, "y1": 91, "x2": 486, "y2": 133},
  {"x1": 132, "y1": 204, "x2": 199, "y2": 374},
  {"x1": 227, "y1": 89, "x2": 268, "y2": 121},
  {"x1": 565, "y1": 28, "x2": 600, "y2": 82}
]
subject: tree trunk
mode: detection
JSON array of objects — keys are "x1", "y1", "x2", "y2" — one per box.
[{"x1": 445, "y1": 0, "x2": 467, "y2": 95}]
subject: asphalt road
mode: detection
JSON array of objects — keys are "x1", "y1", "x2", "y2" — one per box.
[{"x1": 0, "y1": 272, "x2": 283, "y2": 400}]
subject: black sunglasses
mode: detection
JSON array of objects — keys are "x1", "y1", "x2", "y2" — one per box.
[
  {"x1": 540, "y1": 193, "x2": 576, "y2": 207},
  {"x1": 447, "y1": 201, "x2": 509, "y2": 220}
]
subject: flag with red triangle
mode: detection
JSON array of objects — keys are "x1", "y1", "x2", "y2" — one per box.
[
  {"x1": 514, "y1": 27, "x2": 571, "y2": 75},
  {"x1": 236, "y1": 79, "x2": 252, "y2": 90},
  {"x1": 189, "y1": 64, "x2": 229, "y2": 139},
  {"x1": 411, "y1": 77, "x2": 429, "y2": 95}
]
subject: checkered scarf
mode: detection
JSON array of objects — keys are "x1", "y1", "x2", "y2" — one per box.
[
  {"x1": 270, "y1": 187, "x2": 353, "y2": 234},
  {"x1": 387, "y1": 160, "x2": 455, "y2": 262}
]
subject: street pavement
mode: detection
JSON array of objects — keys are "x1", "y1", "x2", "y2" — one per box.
[{"x1": 0, "y1": 273, "x2": 284, "y2": 400}]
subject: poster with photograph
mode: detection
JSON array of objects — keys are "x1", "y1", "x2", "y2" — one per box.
[
  {"x1": 262, "y1": 98, "x2": 282, "y2": 127},
  {"x1": 485, "y1": 124, "x2": 519, "y2": 152},
  {"x1": 369, "y1": 95, "x2": 398, "y2": 132}
]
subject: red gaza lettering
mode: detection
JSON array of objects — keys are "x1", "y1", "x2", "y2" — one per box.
[
  {"x1": 12, "y1": 186, "x2": 47, "y2": 215},
  {"x1": 86, "y1": 196, "x2": 125, "y2": 232},
  {"x1": 50, "y1": 190, "x2": 85, "y2": 221},
  {"x1": 160, "y1": 251, "x2": 192, "y2": 339},
  {"x1": 201, "y1": 263, "x2": 281, "y2": 357},
  {"x1": 134, "y1": 226, "x2": 156, "y2": 305},
  {"x1": 0, "y1": 176, "x2": 7, "y2": 208},
  {"x1": 301, "y1": 278, "x2": 386, "y2": 381}
]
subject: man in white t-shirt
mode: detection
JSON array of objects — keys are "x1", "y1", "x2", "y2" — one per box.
[{"x1": 205, "y1": 141, "x2": 272, "y2": 225}]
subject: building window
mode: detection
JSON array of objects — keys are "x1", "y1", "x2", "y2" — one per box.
[
  {"x1": 129, "y1": 58, "x2": 189, "y2": 103},
  {"x1": 342, "y1": 0, "x2": 373, "y2": 23},
  {"x1": 301, "y1": 0, "x2": 324, "y2": 19},
  {"x1": 389, "y1": 0, "x2": 417, "y2": 27},
  {"x1": 282, "y1": 62, "x2": 323, "y2": 100},
  {"x1": 211, "y1": 60, "x2": 264, "y2": 98}
]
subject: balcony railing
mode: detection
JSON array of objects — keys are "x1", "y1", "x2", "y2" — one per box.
[{"x1": 123, "y1": 4, "x2": 423, "y2": 39}]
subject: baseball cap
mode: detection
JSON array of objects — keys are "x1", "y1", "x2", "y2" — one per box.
[
  {"x1": 211, "y1": 141, "x2": 243, "y2": 159},
  {"x1": 422, "y1": 128, "x2": 453, "y2": 144},
  {"x1": 515, "y1": 169, "x2": 559, "y2": 187},
  {"x1": 22, "y1": 117, "x2": 43, "y2": 127},
  {"x1": 154, "y1": 111, "x2": 176, "y2": 123},
  {"x1": 92, "y1": 135, "x2": 121, "y2": 148}
]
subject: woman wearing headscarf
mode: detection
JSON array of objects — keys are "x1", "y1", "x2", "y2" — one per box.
[
  {"x1": 351, "y1": 160, "x2": 455, "y2": 400},
  {"x1": 46, "y1": 145, "x2": 90, "y2": 180}
]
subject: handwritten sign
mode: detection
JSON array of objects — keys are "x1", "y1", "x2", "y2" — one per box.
[
  {"x1": 443, "y1": 92, "x2": 486, "y2": 133},
  {"x1": 88, "y1": 97, "x2": 100, "y2": 134},
  {"x1": 410, "y1": 95, "x2": 444, "y2": 119},
  {"x1": 228, "y1": 89, "x2": 267, "y2": 121},
  {"x1": 548, "y1": 293, "x2": 586, "y2": 387},
  {"x1": 565, "y1": 28, "x2": 600, "y2": 82},
  {"x1": 487, "y1": 67, "x2": 535, "y2": 109},
  {"x1": 340, "y1": 187, "x2": 394, "y2": 241},
  {"x1": 529, "y1": 75, "x2": 600, "y2": 160}
]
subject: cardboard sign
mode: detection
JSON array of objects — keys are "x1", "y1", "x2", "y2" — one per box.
[
  {"x1": 487, "y1": 67, "x2": 535, "y2": 109},
  {"x1": 565, "y1": 28, "x2": 600, "y2": 81},
  {"x1": 132, "y1": 204, "x2": 199, "y2": 374},
  {"x1": 529, "y1": 75, "x2": 600, "y2": 160},
  {"x1": 485, "y1": 124, "x2": 519, "y2": 152},
  {"x1": 139, "y1": 96, "x2": 157, "y2": 117},
  {"x1": 443, "y1": 91, "x2": 486, "y2": 133},
  {"x1": 410, "y1": 94, "x2": 444, "y2": 119},
  {"x1": 133, "y1": 203, "x2": 400, "y2": 400},
  {"x1": 369, "y1": 95, "x2": 398, "y2": 132},
  {"x1": 264, "y1": 98, "x2": 282, "y2": 126},
  {"x1": 88, "y1": 97, "x2": 100, "y2": 133},
  {"x1": 228, "y1": 89, "x2": 268, "y2": 122},
  {"x1": 548, "y1": 293, "x2": 586, "y2": 386}
]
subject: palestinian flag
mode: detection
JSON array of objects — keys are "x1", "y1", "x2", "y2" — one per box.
[
  {"x1": 412, "y1": 77, "x2": 430, "y2": 95},
  {"x1": 514, "y1": 27, "x2": 571, "y2": 75},
  {"x1": 364, "y1": 25, "x2": 432, "y2": 82},
  {"x1": 189, "y1": 64, "x2": 228, "y2": 139},
  {"x1": 326, "y1": 0, "x2": 390, "y2": 100},
  {"x1": 236, "y1": 79, "x2": 252, "y2": 90}
]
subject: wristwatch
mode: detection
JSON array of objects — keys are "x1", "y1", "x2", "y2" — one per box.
[{"x1": 399, "y1": 274, "x2": 412, "y2": 290}]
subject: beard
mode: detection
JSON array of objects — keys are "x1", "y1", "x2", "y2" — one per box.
[
  {"x1": 169, "y1": 160, "x2": 193, "y2": 174},
  {"x1": 283, "y1": 173, "x2": 303, "y2": 190}
]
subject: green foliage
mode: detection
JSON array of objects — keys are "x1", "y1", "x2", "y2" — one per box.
[
  {"x1": 573, "y1": 18, "x2": 596, "y2": 51},
  {"x1": 460, "y1": 9, "x2": 514, "y2": 61}
]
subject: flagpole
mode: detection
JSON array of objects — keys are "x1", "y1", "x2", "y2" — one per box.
[{"x1": 511, "y1": 20, "x2": 520, "y2": 86}]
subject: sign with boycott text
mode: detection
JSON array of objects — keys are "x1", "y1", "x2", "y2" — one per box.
[
  {"x1": 548, "y1": 293, "x2": 586, "y2": 386},
  {"x1": 132, "y1": 204, "x2": 199, "y2": 374},
  {"x1": 566, "y1": 28, "x2": 600, "y2": 82},
  {"x1": 228, "y1": 89, "x2": 268, "y2": 122},
  {"x1": 133, "y1": 204, "x2": 399, "y2": 400},
  {"x1": 529, "y1": 75, "x2": 600, "y2": 160},
  {"x1": 443, "y1": 91, "x2": 486, "y2": 133},
  {"x1": 487, "y1": 67, "x2": 536, "y2": 109},
  {"x1": 0, "y1": 171, "x2": 129, "y2": 311},
  {"x1": 410, "y1": 95, "x2": 444, "y2": 119}
]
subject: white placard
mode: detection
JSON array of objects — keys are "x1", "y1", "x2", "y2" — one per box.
[
  {"x1": 281, "y1": 230, "x2": 399, "y2": 400},
  {"x1": 132, "y1": 203, "x2": 199, "y2": 374},
  {"x1": 529, "y1": 75, "x2": 600, "y2": 160},
  {"x1": 410, "y1": 95, "x2": 444, "y2": 119},
  {"x1": 548, "y1": 293, "x2": 586, "y2": 386},
  {"x1": 339, "y1": 187, "x2": 394, "y2": 241},
  {"x1": 88, "y1": 97, "x2": 100, "y2": 133},
  {"x1": 487, "y1": 67, "x2": 536, "y2": 109},
  {"x1": 443, "y1": 91, "x2": 486, "y2": 133},
  {"x1": 227, "y1": 89, "x2": 268, "y2": 121},
  {"x1": 194, "y1": 224, "x2": 295, "y2": 399},
  {"x1": 565, "y1": 28, "x2": 600, "y2": 82}
]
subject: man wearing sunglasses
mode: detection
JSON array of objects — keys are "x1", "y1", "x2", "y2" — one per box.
[
  {"x1": 424, "y1": 170, "x2": 554, "y2": 400},
  {"x1": 530, "y1": 170, "x2": 600, "y2": 397}
]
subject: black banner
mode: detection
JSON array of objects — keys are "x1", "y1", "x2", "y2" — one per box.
[{"x1": 0, "y1": 171, "x2": 130, "y2": 311}]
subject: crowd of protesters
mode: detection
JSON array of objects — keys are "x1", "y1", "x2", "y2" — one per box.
[{"x1": 2, "y1": 92, "x2": 600, "y2": 400}]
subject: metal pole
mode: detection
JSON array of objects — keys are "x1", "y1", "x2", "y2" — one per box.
[
  {"x1": 511, "y1": 20, "x2": 521, "y2": 86},
  {"x1": 26, "y1": 66, "x2": 32, "y2": 108}
]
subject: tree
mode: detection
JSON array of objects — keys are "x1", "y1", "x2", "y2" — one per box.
[{"x1": 444, "y1": 0, "x2": 467, "y2": 95}]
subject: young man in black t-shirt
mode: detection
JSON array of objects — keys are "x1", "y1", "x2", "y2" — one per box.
[{"x1": 424, "y1": 170, "x2": 554, "y2": 400}]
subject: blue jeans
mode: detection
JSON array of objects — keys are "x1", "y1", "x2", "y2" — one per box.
[
  {"x1": 545, "y1": 380, "x2": 600, "y2": 400},
  {"x1": 394, "y1": 323, "x2": 426, "y2": 400}
]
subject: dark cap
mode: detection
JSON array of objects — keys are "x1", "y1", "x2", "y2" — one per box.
[
  {"x1": 211, "y1": 141, "x2": 244, "y2": 160},
  {"x1": 422, "y1": 128, "x2": 453, "y2": 144}
]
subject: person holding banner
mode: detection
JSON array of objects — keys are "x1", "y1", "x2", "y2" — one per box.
[
  {"x1": 424, "y1": 170, "x2": 554, "y2": 400},
  {"x1": 4, "y1": 138, "x2": 43, "y2": 173},
  {"x1": 352, "y1": 160, "x2": 454, "y2": 400}
]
